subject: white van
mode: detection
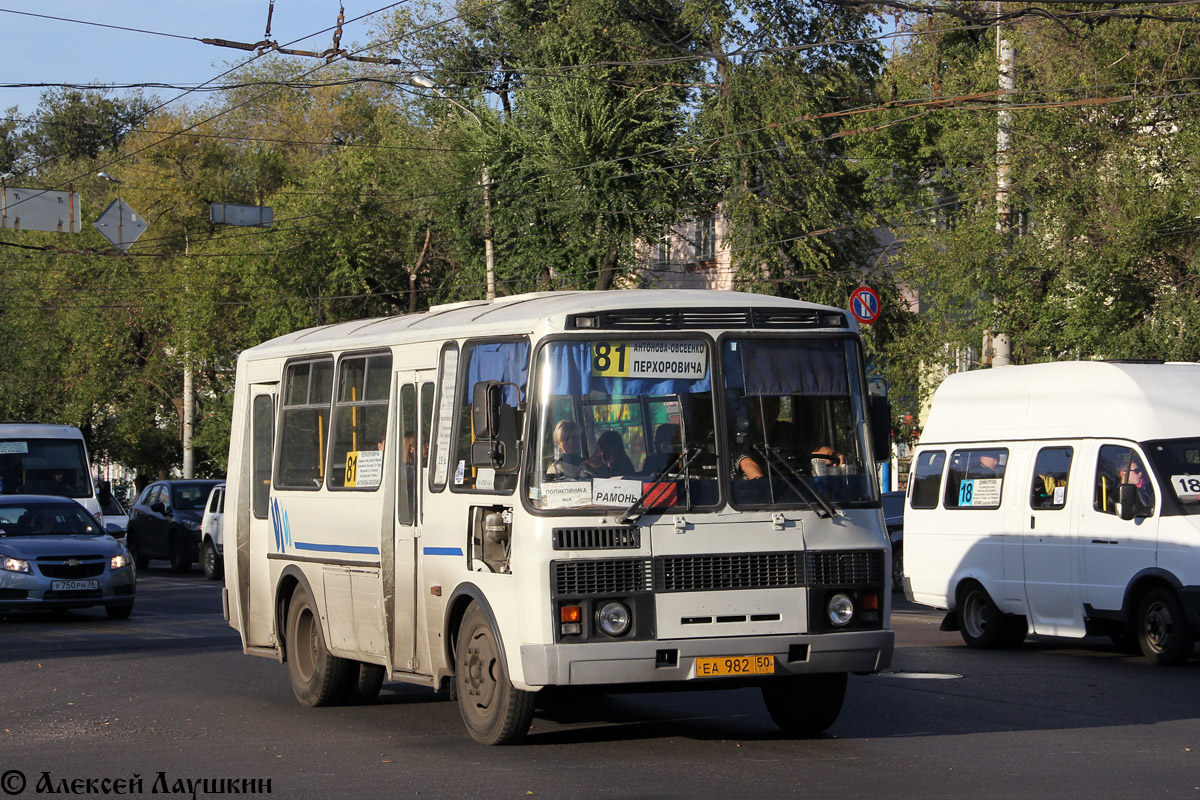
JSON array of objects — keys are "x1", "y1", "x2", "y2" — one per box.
[
  {"x1": 0, "y1": 423, "x2": 101, "y2": 520},
  {"x1": 903, "y1": 361, "x2": 1200, "y2": 665}
]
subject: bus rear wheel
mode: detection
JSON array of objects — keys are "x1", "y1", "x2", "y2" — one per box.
[
  {"x1": 286, "y1": 588, "x2": 349, "y2": 706},
  {"x1": 761, "y1": 672, "x2": 847, "y2": 735},
  {"x1": 454, "y1": 602, "x2": 535, "y2": 745},
  {"x1": 341, "y1": 662, "x2": 386, "y2": 705}
]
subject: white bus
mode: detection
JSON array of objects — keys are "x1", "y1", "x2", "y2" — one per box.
[
  {"x1": 223, "y1": 290, "x2": 895, "y2": 744},
  {"x1": 0, "y1": 423, "x2": 101, "y2": 519}
]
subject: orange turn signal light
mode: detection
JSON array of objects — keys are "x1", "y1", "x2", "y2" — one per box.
[
  {"x1": 560, "y1": 605, "x2": 582, "y2": 623},
  {"x1": 861, "y1": 594, "x2": 879, "y2": 611}
]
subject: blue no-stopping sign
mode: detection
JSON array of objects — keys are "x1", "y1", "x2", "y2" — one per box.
[{"x1": 849, "y1": 286, "x2": 881, "y2": 324}]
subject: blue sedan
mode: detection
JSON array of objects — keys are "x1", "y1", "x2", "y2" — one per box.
[{"x1": 0, "y1": 495, "x2": 136, "y2": 618}]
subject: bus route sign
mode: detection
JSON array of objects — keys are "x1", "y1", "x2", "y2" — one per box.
[{"x1": 849, "y1": 286, "x2": 881, "y2": 324}]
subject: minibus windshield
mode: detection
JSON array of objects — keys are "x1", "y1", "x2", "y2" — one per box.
[
  {"x1": 1145, "y1": 438, "x2": 1200, "y2": 514},
  {"x1": 0, "y1": 438, "x2": 92, "y2": 499}
]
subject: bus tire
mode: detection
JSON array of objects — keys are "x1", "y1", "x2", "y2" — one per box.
[
  {"x1": 454, "y1": 602, "x2": 535, "y2": 745},
  {"x1": 201, "y1": 540, "x2": 223, "y2": 581},
  {"x1": 286, "y1": 588, "x2": 350, "y2": 706},
  {"x1": 342, "y1": 662, "x2": 385, "y2": 705},
  {"x1": 761, "y1": 672, "x2": 847, "y2": 736},
  {"x1": 956, "y1": 581, "x2": 1014, "y2": 649},
  {"x1": 1137, "y1": 588, "x2": 1195, "y2": 666}
]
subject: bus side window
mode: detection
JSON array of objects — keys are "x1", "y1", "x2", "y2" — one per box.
[
  {"x1": 398, "y1": 384, "x2": 417, "y2": 525},
  {"x1": 328, "y1": 352, "x2": 392, "y2": 490},
  {"x1": 277, "y1": 358, "x2": 334, "y2": 489},
  {"x1": 1031, "y1": 446, "x2": 1072, "y2": 510},
  {"x1": 251, "y1": 394, "x2": 274, "y2": 519},
  {"x1": 909, "y1": 450, "x2": 945, "y2": 509},
  {"x1": 944, "y1": 448, "x2": 1007, "y2": 509}
]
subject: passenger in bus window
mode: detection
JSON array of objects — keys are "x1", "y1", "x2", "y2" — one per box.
[
  {"x1": 546, "y1": 420, "x2": 589, "y2": 480},
  {"x1": 643, "y1": 423, "x2": 682, "y2": 477},
  {"x1": 588, "y1": 430, "x2": 634, "y2": 478},
  {"x1": 401, "y1": 432, "x2": 417, "y2": 480}
]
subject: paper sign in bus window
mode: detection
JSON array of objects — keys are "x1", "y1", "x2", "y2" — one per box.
[
  {"x1": 540, "y1": 481, "x2": 593, "y2": 508},
  {"x1": 1171, "y1": 475, "x2": 1200, "y2": 501},
  {"x1": 344, "y1": 450, "x2": 383, "y2": 488},
  {"x1": 958, "y1": 478, "x2": 1001, "y2": 507},
  {"x1": 591, "y1": 341, "x2": 706, "y2": 380},
  {"x1": 0, "y1": 442, "x2": 29, "y2": 454}
]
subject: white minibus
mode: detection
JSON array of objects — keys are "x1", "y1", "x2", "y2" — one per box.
[
  {"x1": 904, "y1": 361, "x2": 1200, "y2": 665},
  {"x1": 0, "y1": 422, "x2": 101, "y2": 519},
  {"x1": 223, "y1": 290, "x2": 895, "y2": 743}
]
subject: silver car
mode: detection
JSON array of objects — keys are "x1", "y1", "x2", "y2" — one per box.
[{"x1": 0, "y1": 495, "x2": 136, "y2": 618}]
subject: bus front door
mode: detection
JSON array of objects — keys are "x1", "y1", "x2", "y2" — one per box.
[{"x1": 391, "y1": 373, "x2": 435, "y2": 676}]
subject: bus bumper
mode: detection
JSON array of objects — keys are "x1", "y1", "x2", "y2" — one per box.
[{"x1": 518, "y1": 629, "x2": 894, "y2": 688}]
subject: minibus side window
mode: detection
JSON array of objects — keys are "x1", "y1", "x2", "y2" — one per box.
[
  {"x1": 429, "y1": 344, "x2": 459, "y2": 492},
  {"x1": 277, "y1": 358, "x2": 334, "y2": 489},
  {"x1": 944, "y1": 448, "x2": 1007, "y2": 509},
  {"x1": 328, "y1": 352, "x2": 392, "y2": 490},
  {"x1": 909, "y1": 450, "x2": 945, "y2": 509},
  {"x1": 1031, "y1": 446, "x2": 1072, "y2": 510},
  {"x1": 1094, "y1": 445, "x2": 1155, "y2": 516}
]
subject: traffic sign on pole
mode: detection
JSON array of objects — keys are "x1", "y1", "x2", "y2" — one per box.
[
  {"x1": 93, "y1": 199, "x2": 147, "y2": 252},
  {"x1": 849, "y1": 286, "x2": 881, "y2": 324}
]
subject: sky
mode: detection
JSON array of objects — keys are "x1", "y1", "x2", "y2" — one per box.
[{"x1": 0, "y1": 1, "x2": 398, "y2": 117}]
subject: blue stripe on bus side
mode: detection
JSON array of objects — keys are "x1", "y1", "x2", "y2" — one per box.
[
  {"x1": 423, "y1": 547, "x2": 464, "y2": 556},
  {"x1": 293, "y1": 542, "x2": 381, "y2": 555}
]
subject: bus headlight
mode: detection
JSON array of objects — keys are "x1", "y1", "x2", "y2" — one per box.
[
  {"x1": 597, "y1": 601, "x2": 631, "y2": 637},
  {"x1": 827, "y1": 593, "x2": 854, "y2": 626}
]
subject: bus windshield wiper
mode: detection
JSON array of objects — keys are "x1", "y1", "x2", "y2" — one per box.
[
  {"x1": 618, "y1": 444, "x2": 703, "y2": 525},
  {"x1": 753, "y1": 443, "x2": 839, "y2": 519}
]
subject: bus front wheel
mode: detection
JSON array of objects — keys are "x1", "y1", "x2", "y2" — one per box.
[
  {"x1": 454, "y1": 602, "x2": 535, "y2": 745},
  {"x1": 286, "y1": 588, "x2": 349, "y2": 706},
  {"x1": 761, "y1": 672, "x2": 847, "y2": 735}
]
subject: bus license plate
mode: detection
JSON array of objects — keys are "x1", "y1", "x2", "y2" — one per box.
[
  {"x1": 695, "y1": 655, "x2": 775, "y2": 677},
  {"x1": 51, "y1": 580, "x2": 97, "y2": 591}
]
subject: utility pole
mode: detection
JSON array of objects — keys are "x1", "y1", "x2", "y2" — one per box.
[{"x1": 991, "y1": 1, "x2": 1014, "y2": 367}]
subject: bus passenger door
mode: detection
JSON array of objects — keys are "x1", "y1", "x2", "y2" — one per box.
[
  {"x1": 1023, "y1": 445, "x2": 1086, "y2": 636},
  {"x1": 245, "y1": 386, "x2": 278, "y2": 647},
  {"x1": 392, "y1": 373, "x2": 435, "y2": 675}
]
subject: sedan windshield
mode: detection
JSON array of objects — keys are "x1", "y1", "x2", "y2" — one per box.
[{"x1": 0, "y1": 503, "x2": 104, "y2": 536}]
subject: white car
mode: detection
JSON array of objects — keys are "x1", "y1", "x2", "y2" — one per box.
[{"x1": 199, "y1": 483, "x2": 226, "y2": 580}]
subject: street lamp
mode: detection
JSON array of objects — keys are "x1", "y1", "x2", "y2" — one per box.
[{"x1": 412, "y1": 74, "x2": 495, "y2": 301}]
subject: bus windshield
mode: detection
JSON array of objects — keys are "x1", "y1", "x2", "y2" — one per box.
[
  {"x1": 526, "y1": 339, "x2": 719, "y2": 511},
  {"x1": 0, "y1": 438, "x2": 92, "y2": 499},
  {"x1": 722, "y1": 337, "x2": 874, "y2": 508}
]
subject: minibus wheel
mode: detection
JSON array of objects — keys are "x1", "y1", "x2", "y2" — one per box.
[
  {"x1": 761, "y1": 672, "x2": 847, "y2": 735},
  {"x1": 286, "y1": 588, "x2": 350, "y2": 706},
  {"x1": 957, "y1": 582, "x2": 1022, "y2": 649},
  {"x1": 454, "y1": 602, "x2": 535, "y2": 745},
  {"x1": 1137, "y1": 588, "x2": 1195, "y2": 666}
]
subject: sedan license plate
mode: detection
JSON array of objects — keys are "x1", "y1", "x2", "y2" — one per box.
[
  {"x1": 695, "y1": 655, "x2": 775, "y2": 677},
  {"x1": 51, "y1": 579, "x2": 98, "y2": 591}
]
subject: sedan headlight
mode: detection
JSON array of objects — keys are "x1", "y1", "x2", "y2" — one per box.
[
  {"x1": 2, "y1": 556, "x2": 31, "y2": 574},
  {"x1": 110, "y1": 554, "x2": 130, "y2": 570}
]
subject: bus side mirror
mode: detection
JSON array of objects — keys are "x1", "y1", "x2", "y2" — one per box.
[
  {"x1": 869, "y1": 395, "x2": 892, "y2": 463},
  {"x1": 470, "y1": 381, "x2": 522, "y2": 472}
]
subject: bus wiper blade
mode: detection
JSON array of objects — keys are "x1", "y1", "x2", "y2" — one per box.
[
  {"x1": 618, "y1": 444, "x2": 703, "y2": 525},
  {"x1": 753, "y1": 443, "x2": 839, "y2": 519}
]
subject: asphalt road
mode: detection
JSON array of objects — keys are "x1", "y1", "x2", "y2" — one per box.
[{"x1": 2, "y1": 570, "x2": 1198, "y2": 799}]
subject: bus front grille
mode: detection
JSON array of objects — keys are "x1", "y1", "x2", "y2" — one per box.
[
  {"x1": 654, "y1": 552, "x2": 803, "y2": 593},
  {"x1": 552, "y1": 526, "x2": 640, "y2": 550},
  {"x1": 552, "y1": 558, "x2": 653, "y2": 596},
  {"x1": 806, "y1": 550, "x2": 884, "y2": 586}
]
